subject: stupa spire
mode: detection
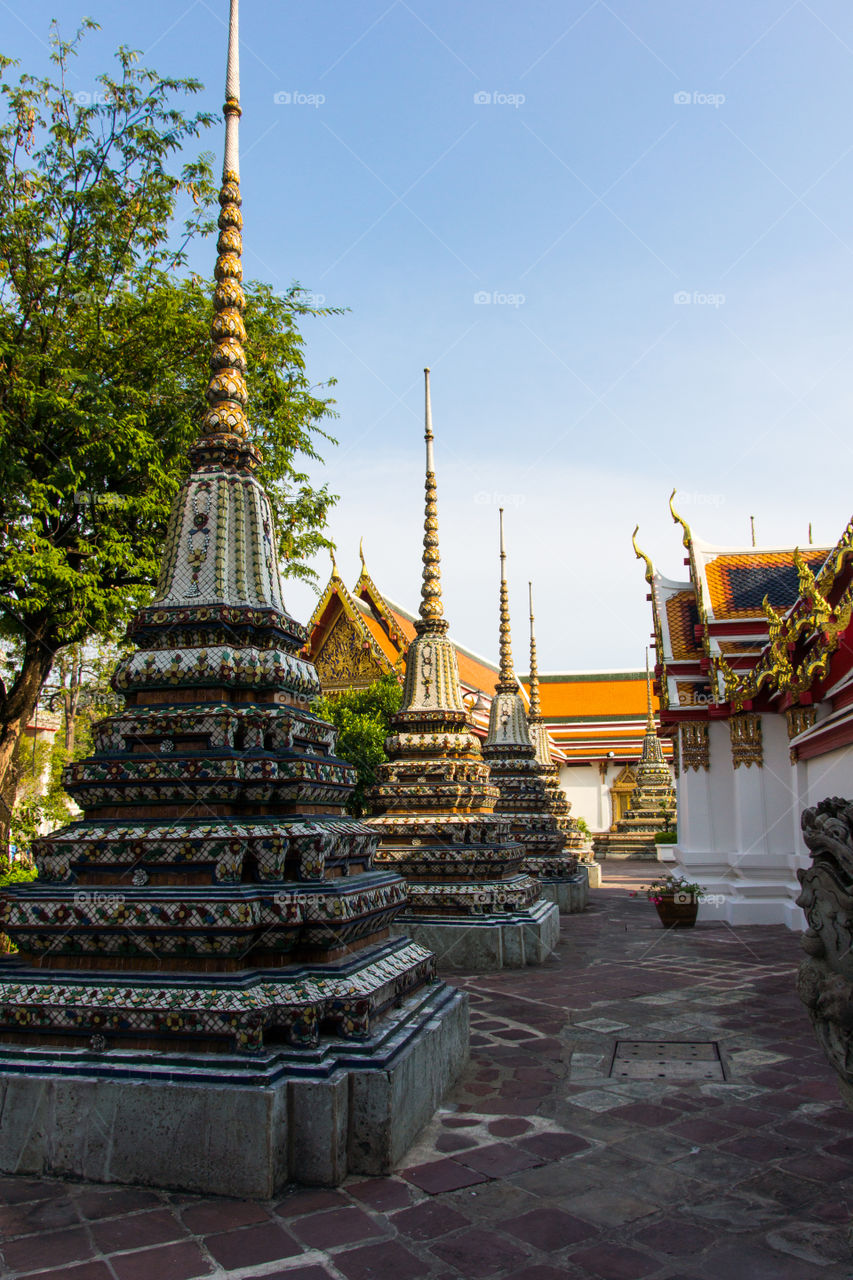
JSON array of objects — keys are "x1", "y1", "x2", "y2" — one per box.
[
  {"x1": 497, "y1": 508, "x2": 515, "y2": 691},
  {"x1": 645, "y1": 647, "x2": 655, "y2": 731},
  {"x1": 419, "y1": 368, "x2": 446, "y2": 633},
  {"x1": 528, "y1": 581, "x2": 541, "y2": 721},
  {"x1": 198, "y1": 0, "x2": 250, "y2": 449}
]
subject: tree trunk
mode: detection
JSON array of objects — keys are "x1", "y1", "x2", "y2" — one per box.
[
  {"x1": 0, "y1": 628, "x2": 58, "y2": 849},
  {"x1": 62, "y1": 656, "x2": 83, "y2": 757}
]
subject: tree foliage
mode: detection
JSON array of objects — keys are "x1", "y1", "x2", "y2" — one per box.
[
  {"x1": 315, "y1": 675, "x2": 403, "y2": 817},
  {"x1": 0, "y1": 22, "x2": 342, "y2": 810}
]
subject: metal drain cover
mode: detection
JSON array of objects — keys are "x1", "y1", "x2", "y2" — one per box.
[{"x1": 610, "y1": 1041, "x2": 725, "y2": 1081}]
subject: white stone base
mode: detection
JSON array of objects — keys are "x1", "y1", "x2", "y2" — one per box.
[
  {"x1": 540, "y1": 872, "x2": 590, "y2": 913},
  {"x1": 582, "y1": 861, "x2": 603, "y2": 889},
  {"x1": 672, "y1": 844, "x2": 807, "y2": 931},
  {"x1": 399, "y1": 898, "x2": 560, "y2": 971},
  {"x1": 0, "y1": 984, "x2": 468, "y2": 1198}
]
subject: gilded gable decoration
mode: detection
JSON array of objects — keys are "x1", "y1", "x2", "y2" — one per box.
[
  {"x1": 681, "y1": 721, "x2": 710, "y2": 772},
  {"x1": 786, "y1": 706, "x2": 817, "y2": 740},
  {"x1": 315, "y1": 613, "x2": 385, "y2": 689},
  {"x1": 730, "y1": 713, "x2": 763, "y2": 770}
]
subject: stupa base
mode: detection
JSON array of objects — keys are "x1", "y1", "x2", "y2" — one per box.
[
  {"x1": 0, "y1": 982, "x2": 467, "y2": 1199},
  {"x1": 539, "y1": 870, "x2": 590, "y2": 913},
  {"x1": 594, "y1": 831, "x2": 661, "y2": 860},
  {"x1": 396, "y1": 898, "x2": 560, "y2": 971},
  {"x1": 581, "y1": 860, "x2": 602, "y2": 889}
]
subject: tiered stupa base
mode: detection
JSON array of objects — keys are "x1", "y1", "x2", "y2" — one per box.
[
  {"x1": 372, "y1": 824, "x2": 561, "y2": 972},
  {"x1": 520, "y1": 848, "x2": 589, "y2": 912},
  {"x1": 0, "y1": 958, "x2": 466, "y2": 1196},
  {"x1": 594, "y1": 824, "x2": 662, "y2": 860}
]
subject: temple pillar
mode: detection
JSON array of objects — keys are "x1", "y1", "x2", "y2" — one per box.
[
  {"x1": 675, "y1": 715, "x2": 806, "y2": 928},
  {"x1": 724, "y1": 713, "x2": 805, "y2": 927},
  {"x1": 673, "y1": 720, "x2": 734, "y2": 910}
]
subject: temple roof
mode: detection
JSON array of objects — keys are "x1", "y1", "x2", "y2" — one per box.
[
  {"x1": 636, "y1": 493, "x2": 838, "y2": 718},
  {"x1": 692, "y1": 540, "x2": 830, "y2": 623}
]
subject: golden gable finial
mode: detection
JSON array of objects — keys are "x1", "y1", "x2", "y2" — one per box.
[
  {"x1": 669, "y1": 489, "x2": 692, "y2": 552},
  {"x1": 632, "y1": 525, "x2": 654, "y2": 586}
]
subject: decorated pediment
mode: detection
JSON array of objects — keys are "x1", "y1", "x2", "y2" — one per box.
[{"x1": 315, "y1": 612, "x2": 388, "y2": 691}]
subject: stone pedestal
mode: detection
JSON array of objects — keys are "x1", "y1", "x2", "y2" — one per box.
[
  {"x1": 398, "y1": 896, "x2": 560, "y2": 972},
  {"x1": 583, "y1": 861, "x2": 603, "y2": 889},
  {"x1": 540, "y1": 870, "x2": 590, "y2": 912},
  {"x1": 0, "y1": 981, "x2": 467, "y2": 1197}
]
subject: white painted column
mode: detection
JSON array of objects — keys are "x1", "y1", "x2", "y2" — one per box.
[
  {"x1": 675, "y1": 721, "x2": 736, "y2": 915},
  {"x1": 726, "y1": 714, "x2": 804, "y2": 929}
]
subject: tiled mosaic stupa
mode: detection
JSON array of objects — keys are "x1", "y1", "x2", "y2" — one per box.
[
  {"x1": 526, "y1": 583, "x2": 600, "y2": 888},
  {"x1": 481, "y1": 518, "x2": 589, "y2": 914},
  {"x1": 597, "y1": 654, "x2": 676, "y2": 860},
  {"x1": 0, "y1": 0, "x2": 467, "y2": 1198},
  {"x1": 367, "y1": 373, "x2": 559, "y2": 970}
]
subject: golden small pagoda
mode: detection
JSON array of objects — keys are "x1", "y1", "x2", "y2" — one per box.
[
  {"x1": 481, "y1": 516, "x2": 589, "y2": 912},
  {"x1": 596, "y1": 652, "x2": 676, "y2": 860},
  {"x1": 367, "y1": 372, "x2": 559, "y2": 970}
]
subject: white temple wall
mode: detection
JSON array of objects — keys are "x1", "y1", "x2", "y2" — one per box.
[
  {"x1": 801, "y1": 743, "x2": 853, "y2": 812},
  {"x1": 558, "y1": 764, "x2": 610, "y2": 831}
]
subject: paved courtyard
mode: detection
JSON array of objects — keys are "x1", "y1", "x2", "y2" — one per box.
[{"x1": 1, "y1": 862, "x2": 852, "y2": 1280}]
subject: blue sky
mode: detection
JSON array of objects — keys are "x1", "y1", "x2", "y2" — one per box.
[{"x1": 7, "y1": 1, "x2": 853, "y2": 670}]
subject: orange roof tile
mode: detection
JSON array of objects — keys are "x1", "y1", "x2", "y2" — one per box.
[
  {"x1": 665, "y1": 590, "x2": 702, "y2": 660},
  {"x1": 704, "y1": 549, "x2": 829, "y2": 620},
  {"x1": 521, "y1": 674, "x2": 656, "y2": 721}
]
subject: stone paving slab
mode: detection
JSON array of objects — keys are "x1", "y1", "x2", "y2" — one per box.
[{"x1": 1, "y1": 861, "x2": 852, "y2": 1279}]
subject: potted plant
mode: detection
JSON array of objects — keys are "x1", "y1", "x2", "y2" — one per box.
[{"x1": 632, "y1": 873, "x2": 705, "y2": 928}]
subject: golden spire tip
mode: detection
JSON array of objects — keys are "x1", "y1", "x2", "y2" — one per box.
[
  {"x1": 497, "y1": 508, "x2": 514, "y2": 687},
  {"x1": 527, "y1": 579, "x2": 541, "y2": 720},
  {"x1": 418, "y1": 367, "x2": 444, "y2": 630},
  {"x1": 197, "y1": 0, "x2": 249, "y2": 453}
]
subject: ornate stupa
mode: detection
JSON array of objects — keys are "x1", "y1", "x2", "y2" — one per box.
[
  {"x1": 597, "y1": 652, "x2": 677, "y2": 860},
  {"x1": 0, "y1": 0, "x2": 466, "y2": 1198},
  {"x1": 367, "y1": 372, "x2": 559, "y2": 970},
  {"x1": 481, "y1": 517, "x2": 588, "y2": 913},
  {"x1": 526, "y1": 582, "x2": 600, "y2": 887}
]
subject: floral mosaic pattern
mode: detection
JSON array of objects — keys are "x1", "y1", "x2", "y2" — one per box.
[{"x1": 0, "y1": 940, "x2": 435, "y2": 1051}]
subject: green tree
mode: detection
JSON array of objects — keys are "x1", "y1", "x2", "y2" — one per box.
[
  {"x1": 315, "y1": 675, "x2": 403, "y2": 817},
  {"x1": 0, "y1": 23, "x2": 341, "y2": 815}
]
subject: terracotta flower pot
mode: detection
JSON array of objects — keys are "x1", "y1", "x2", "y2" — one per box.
[{"x1": 654, "y1": 896, "x2": 698, "y2": 929}]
